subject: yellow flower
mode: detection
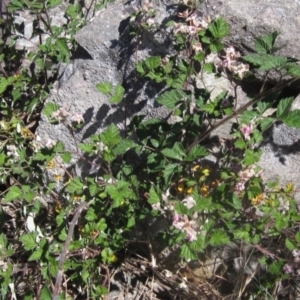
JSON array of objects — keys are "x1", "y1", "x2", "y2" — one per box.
[
  {"x1": 251, "y1": 193, "x2": 264, "y2": 206},
  {"x1": 73, "y1": 194, "x2": 82, "y2": 202},
  {"x1": 54, "y1": 202, "x2": 62, "y2": 213},
  {"x1": 177, "y1": 180, "x2": 185, "y2": 193},
  {"x1": 54, "y1": 174, "x2": 62, "y2": 181},
  {"x1": 47, "y1": 158, "x2": 56, "y2": 169},
  {"x1": 108, "y1": 254, "x2": 118, "y2": 263},
  {"x1": 202, "y1": 166, "x2": 212, "y2": 177},
  {"x1": 201, "y1": 185, "x2": 210, "y2": 197},
  {"x1": 192, "y1": 165, "x2": 201, "y2": 172},
  {"x1": 186, "y1": 186, "x2": 194, "y2": 195},
  {"x1": 21, "y1": 127, "x2": 35, "y2": 139}
]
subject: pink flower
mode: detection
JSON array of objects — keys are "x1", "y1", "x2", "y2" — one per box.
[
  {"x1": 241, "y1": 123, "x2": 253, "y2": 140},
  {"x1": 71, "y1": 113, "x2": 84, "y2": 125},
  {"x1": 51, "y1": 107, "x2": 69, "y2": 123},
  {"x1": 283, "y1": 264, "x2": 293, "y2": 274}
]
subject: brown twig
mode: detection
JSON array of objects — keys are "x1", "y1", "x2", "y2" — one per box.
[
  {"x1": 52, "y1": 201, "x2": 91, "y2": 300},
  {"x1": 186, "y1": 77, "x2": 299, "y2": 154}
]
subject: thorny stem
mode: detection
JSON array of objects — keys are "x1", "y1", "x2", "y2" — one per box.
[{"x1": 186, "y1": 77, "x2": 299, "y2": 154}]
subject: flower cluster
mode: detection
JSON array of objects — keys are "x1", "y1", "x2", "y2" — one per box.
[
  {"x1": 50, "y1": 106, "x2": 84, "y2": 128},
  {"x1": 234, "y1": 165, "x2": 263, "y2": 193},
  {"x1": 216, "y1": 46, "x2": 249, "y2": 79},
  {"x1": 174, "y1": 10, "x2": 210, "y2": 39},
  {"x1": 173, "y1": 212, "x2": 198, "y2": 242},
  {"x1": 283, "y1": 249, "x2": 300, "y2": 275}
]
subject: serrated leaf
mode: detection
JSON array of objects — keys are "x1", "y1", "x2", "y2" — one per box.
[
  {"x1": 85, "y1": 207, "x2": 97, "y2": 221},
  {"x1": 110, "y1": 84, "x2": 125, "y2": 103},
  {"x1": 145, "y1": 56, "x2": 161, "y2": 69},
  {"x1": 208, "y1": 17, "x2": 230, "y2": 39},
  {"x1": 148, "y1": 186, "x2": 161, "y2": 204},
  {"x1": 100, "y1": 124, "x2": 121, "y2": 147},
  {"x1": 244, "y1": 149, "x2": 262, "y2": 166},
  {"x1": 280, "y1": 110, "x2": 300, "y2": 128},
  {"x1": 163, "y1": 163, "x2": 179, "y2": 183},
  {"x1": 161, "y1": 146, "x2": 184, "y2": 161},
  {"x1": 203, "y1": 62, "x2": 215, "y2": 73},
  {"x1": 43, "y1": 102, "x2": 60, "y2": 118},
  {"x1": 113, "y1": 139, "x2": 137, "y2": 155},
  {"x1": 0, "y1": 77, "x2": 8, "y2": 94},
  {"x1": 234, "y1": 139, "x2": 246, "y2": 149},
  {"x1": 28, "y1": 248, "x2": 43, "y2": 261},
  {"x1": 234, "y1": 230, "x2": 250, "y2": 242},
  {"x1": 209, "y1": 229, "x2": 230, "y2": 246},
  {"x1": 285, "y1": 238, "x2": 296, "y2": 251},
  {"x1": 61, "y1": 152, "x2": 72, "y2": 163},
  {"x1": 194, "y1": 51, "x2": 205, "y2": 62},
  {"x1": 254, "y1": 31, "x2": 280, "y2": 54},
  {"x1": 209, "y1": 40, "x2": 224, "y2": 53},
  {"x1": 260, "y1": 55, "x2": 287, "y2": 71},
  {"x1": 180, "y1": 244, "x2": 198, "y2": 260},
  {"x1": 54, "y1": 141, "x2": 65, "y2": 152},
  {"x1": 20, "y1": 233, "x2": 37, "y2": 251},
  {"x1": 186, "y1": 145, "x2": 209, "y2": 161},
  {"x1": 286, "y1": 63, "x2": 300, "y2": 78},
  {"x1": 96, "y1": 82, "x2": 112, "y2": 94},
  {"x1": 127, "y1": 216, "x2": 135, "y2": 228},
  {"x1": 89, "y1": 184, "x2": 99, "y2": 197},
  {"x1": 5, "y1": 186, "x2": 22, "y2": 202},
  {"x1": 66, "y1": 177, "x2": 85, "y2": 194},
  {"x1": 55, "y1": 38, "x2": 70, "y2": 58},
  {"x1": 136, "y1": 61, "x2": 145, "y2": 74},
  {"x1": 79, "y1": 143, "x2": 94, "y2": 153},
  {"x1": 276, "y1": 97, "x2": 294, "y2": 118},
  {"x1": 40, "y1": 285, "x2": 52, "y2": 300},
  {"x1": 47, "y1": 0, "x2": 62, "y2": 8},
  {"x1": 156, "y1": 90, "x2": 183, "y2": 109},
  {"x1": 0, "y1": 234, "x2": 7, "y2": 248}
]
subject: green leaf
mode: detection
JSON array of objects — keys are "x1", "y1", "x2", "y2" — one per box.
[
  {"x1": 85, "y1": 207, "x2": 97, "y2": 221},
  {"x1": 285, "y1": 238, "x2": 296, "y2": 251},
  {"x1": 20, "y1": 233, "x2": 37, "y2": 251},
  {"x1": 234, "y1": 230, "x2": 250, "y2": 243},
  {"x1": 203, "y1": 62, "x2": 215, "y2": 73},
  {"x1": 96, "y1": 82, "x2": 112, "y2": 94},
  {"x1": 136, "y1": 61, "x2": 145, "y2": 75},
  {"x1": 276, "y1": 97, "x2": 294, "y2": 119},
  {"x1": 40, "y1": 285, "x2": 52, "y2": 300},
  {"x1": 47, "y1": 0, "x2": 62, "y2": 8},
  {"x1": 163, "y1": 163, "x2": 179, "y2": 183},
  {"x1": 209, "y1": 40, "x2": 224, "y2": 53},
  {"x1": 113, "y1": 139, "x2": 137, "y2": 155},
  {"x1": 55, "y1": 38, "x2": 70, "y2": 60},
  {"x1": 0, "y1": 77, "x2": 8, "y2": 94},
  {"x1": 66, "y1": 177, "x2": 85, "y2": 194},
  {"x1": 89, "y1": 183, "x2": 99, "y2": 197},
  {"x1": 127, "y1": 216, "x2": 135, "y2": 228},
  {"x1": 161, "y1": 143, "x2": 185, "y2": 161},
  {"x1": 145, "y1": 56, "x2": 161, "y2": 69},
  {"x1": 110, "y1": 84, "x2": 125, "y2": 103},
  {"x1": 286, "y1": 63, "x2": 300, "y2": 77},
  {"x1": 280, "y1": 110, "x2": 300, "y2": 128},
  {"x1": 259, "y1": 117, "x2": 274, "y2": 131},
  {"x1": 180, "y1": 244, "x2": 198, "y2": 260},
  {"x1": 28, "y1": 248, "x2": 43, "y2": 261},
  {"x1": 194, "y1": 51, "x2": 205, "y2": 62},
  {"x1": 79, "y1": 143, "x2": 94, "y2": 153},
  {"x1": 186, "y1": 145, "x2": 209, "y2": 161},
  {"x1": 208, "y1": 17, "x2": 230, "y2": 38},
  {"x1": 209, "y1": 229, "x2": 230, "y2": 246},
  {"x1": 244, "y1": 149, "x2": 262, "y2": 165},
  {"x1": 54, "y1": 141, "x2": 65, "y2": 152},
  {"x1": 148, "y1": 186, "x2": 161, "y2": 204},
  {"x1": 156, "y1": 90, "x2": 183, "y2": 109},
  {"x1": 61, "y1": 152, "x2": 72, "y2": 163},
  {"x1": 100, "y1": 124, "x2": 121, "y2": 147},
  {"x1": 254, "y1": 31, "x2": 280, "y2": 54},
  {"x1": 43, "y1": 102, "x2": 60, "y2": 119},
  {"x1": 5, "y1": 186, "x2": 22, "y2": 202}
]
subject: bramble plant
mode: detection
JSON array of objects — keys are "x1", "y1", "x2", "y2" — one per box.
[{"x1": 1, "y1": 0, "x2": 300, "y2": 299}]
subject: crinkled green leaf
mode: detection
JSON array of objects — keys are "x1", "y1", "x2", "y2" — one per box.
[
  {"x1": 280, "y1": 110, "x2": 300, "y2": 128},
  {"x1": 110, "y1": 84, "x2": 125, "y2": 103},
  {"x1": 254, "y1": 31, "x2": 280, "y2": 54},
  {"x1": 100, "y1": 124, "x2": 121, "y2": 147},
  {"x1": 148, "y1": 186, "x2": 161, "y2": 204},
  {"x1": 43, "y1": 102, "x2": 60, "y2": 119},
  {"x1": 0, "y1": 77, "x2": 8, "y2": 94},
  {"x1": 20, "y1": 233, "x2": 37, "y2": 251},
  {"x1": 5, "y1": 186, "x2": 22, "y2": 202},
  {"x1": 208, "y1": 17, "x2": 230, "y2": 38},
  {"x1": 145, "y1": 56, "x2": 161, "y2": 69},
  {"x1": 209, "y1": 229, "x2": 230, "y2": 246},
  {"x1": 186, "y1": 145, "x2": 209, "y2": 161},
  {"x1": 276, "y1": 97, "x2": 294, "y2": 119},
  {"x1": 96, "y1": 82, "x2": 112, "y2": 95},
  {"x1": 113, "y1": 139, "x2": 137, "y2": 155},
  {"x1": 156, "y1": 90, "x2": 183, "y2": 109}
]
